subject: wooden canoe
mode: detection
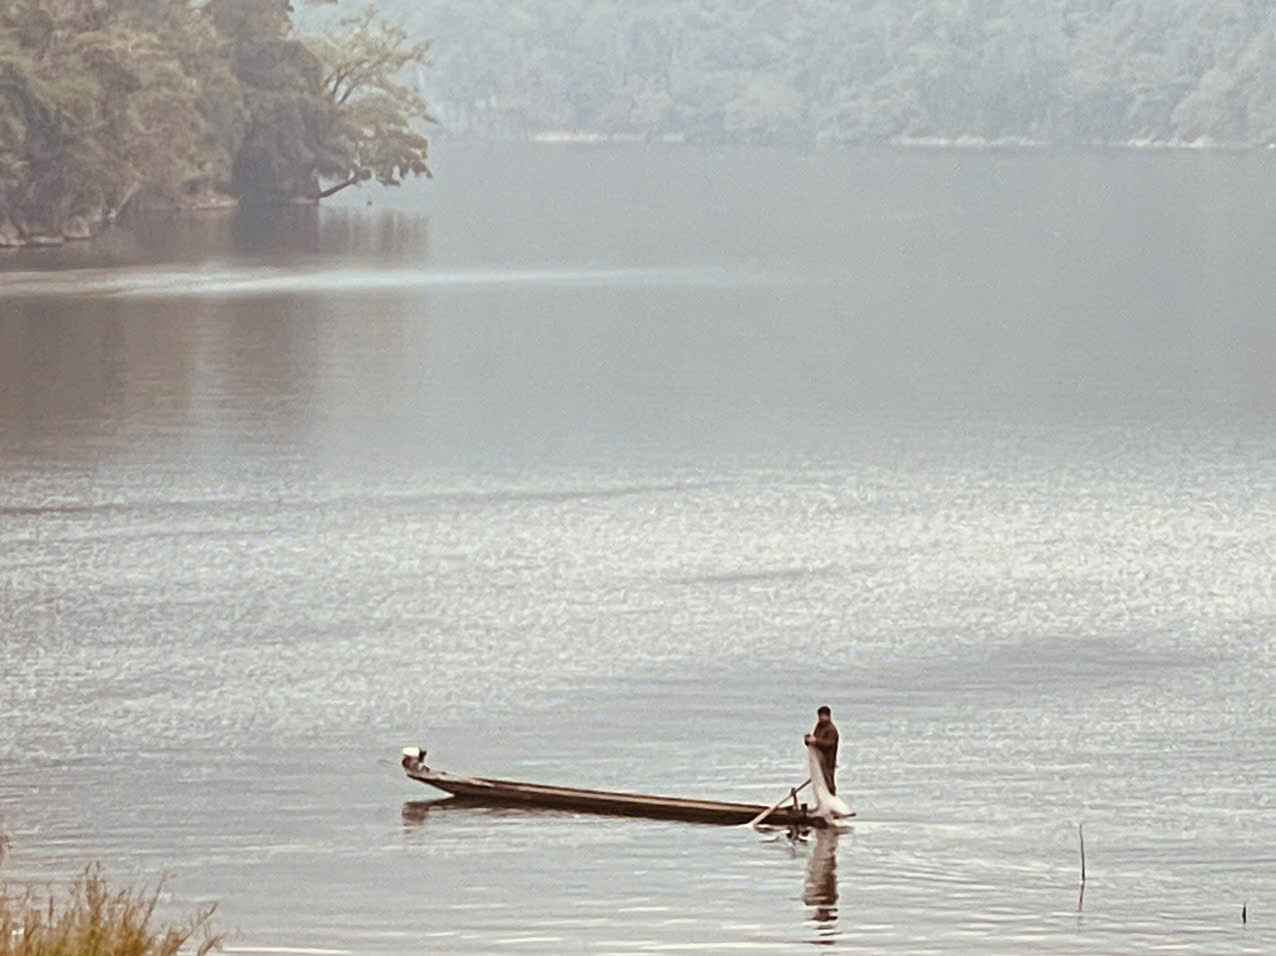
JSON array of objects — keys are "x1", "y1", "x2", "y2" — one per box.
[{"x1": 401, "y1": 748, "x2": 846, "y2": 827}]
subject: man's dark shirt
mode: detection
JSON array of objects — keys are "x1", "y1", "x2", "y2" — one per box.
[{"x1": 810, "y1": 721, "x2": 839, "y2": 795}]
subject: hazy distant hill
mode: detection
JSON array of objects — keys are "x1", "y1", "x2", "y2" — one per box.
[{"x1": 352, "y1": 0, "x2": 1276, "y2": 146}]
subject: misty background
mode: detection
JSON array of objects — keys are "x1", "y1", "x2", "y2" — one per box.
[{"x1": 313, "y1": 0, "x2": 1276, "y2": 145}]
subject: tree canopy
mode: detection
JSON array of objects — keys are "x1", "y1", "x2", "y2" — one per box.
[
  {"x1": 367, "y1": 0, "x2": 1276, "y2": 147},
  {"x1": 0, "y1": 0, "x2": 432, "y2": 238}
]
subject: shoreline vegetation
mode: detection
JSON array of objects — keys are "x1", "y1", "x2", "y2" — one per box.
[
  {"x1": 0, "y1": 0, "x2": 433, "y2": 249},
  {"x1": 386, "y1": 1, "x2": 1276, "y2": 150},
  {"x1": 0, "y1": 865, "x2": 220, "y2": 956},
  {"x1": 8, "y1": 1, "x2": 1276, "y2": 248}
]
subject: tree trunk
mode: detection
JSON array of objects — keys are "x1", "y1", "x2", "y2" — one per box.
[{"x1": 314, "y1": 174, "x2": 363, "y2": 200}]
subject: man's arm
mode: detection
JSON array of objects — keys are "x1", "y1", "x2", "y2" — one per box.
[{"x1": 806, "y1": 725, "x2": 837, "y2": 756}]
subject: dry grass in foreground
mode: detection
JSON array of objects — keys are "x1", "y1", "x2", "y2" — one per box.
[{"x1": 0, "y1": 865, "x2": 219, "y2": 956}]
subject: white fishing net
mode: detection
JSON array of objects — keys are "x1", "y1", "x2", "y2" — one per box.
[{"x1": 807, "y1": 744, "x2": 852, "y2": 820}]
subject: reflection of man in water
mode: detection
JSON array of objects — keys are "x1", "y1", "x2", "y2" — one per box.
[
  {"x1": 804, "y1": 828, "x2": 840, "y2": 929},
  {"x1": 804, "y1": 705, "x2": 839, "y2": 795}
]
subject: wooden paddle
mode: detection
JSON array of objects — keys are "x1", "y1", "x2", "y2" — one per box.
[{"x1": 743, "y1": 778, "x2": 811, "y2": 829}]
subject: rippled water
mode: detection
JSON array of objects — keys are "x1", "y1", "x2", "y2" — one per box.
[{"x1": 2, "y1": 145, "x2": 1275, "y2": 953}]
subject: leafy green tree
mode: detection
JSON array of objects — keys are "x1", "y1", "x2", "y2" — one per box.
[
  {"x1": 0, "y1": 0, "x2": 215, "y2": 233},
  {"x1": 223, "y1": 1, "x2": 432, "y2": 201},
  {"x1": 1, "y1": 0, "x2": 433, "y2": 234},
  {"x1": 304, "y1": 6, "x2": 433, "y2": 195}
]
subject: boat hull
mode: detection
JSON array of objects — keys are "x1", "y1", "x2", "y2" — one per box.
[{"x1": 401, "y1": 753, "x2": 836, "y2": 827}]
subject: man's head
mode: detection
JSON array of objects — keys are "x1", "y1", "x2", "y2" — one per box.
[{"x1": 816, "y1": 705, "x2": 831, "y2": 725}]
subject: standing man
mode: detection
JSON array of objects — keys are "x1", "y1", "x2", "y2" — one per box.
[{"x1": 804, "y1": 705, "x2": 839, "y2": 795}]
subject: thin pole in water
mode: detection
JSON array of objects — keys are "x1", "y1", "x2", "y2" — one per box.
[
  {"x1": 1077, "y1": 822, "x2": 1086, "y2": 913},
  {"x1": 1079, "y1": 822, "x2": 1086, "y2": 884}
]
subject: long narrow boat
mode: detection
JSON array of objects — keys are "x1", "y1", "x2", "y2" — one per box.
[{"x1": 401, "y1": 747, "x2": 846, "y2": 827}]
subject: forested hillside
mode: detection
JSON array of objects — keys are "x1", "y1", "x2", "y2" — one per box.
[
  {"x1": 0, "y1": 0, "x2": 430, "y2": 244},
  {"x1": 376, "y1": 0, "x2": 1276, "y2": 146}
]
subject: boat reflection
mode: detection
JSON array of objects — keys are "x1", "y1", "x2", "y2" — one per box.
[
  {"x1": 803, "y1": 828, "x2": 840, "y2": 943},
  {"x1": 401, "y1": 798, "x2": 589, "y2": 829},
  {"x1": 401, "y1": 798, "x2": 451, "y2": 827}
]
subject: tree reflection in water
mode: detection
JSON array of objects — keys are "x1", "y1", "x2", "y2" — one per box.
[{"x1": 803, "y1": 828, "x2": 840, "y2": 944}]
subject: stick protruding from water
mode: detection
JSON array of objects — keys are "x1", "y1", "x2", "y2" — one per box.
[
  {"x1": 1076, "y1": 822, "x2": 1086, "y2": 913},
  {"x1": 1079, "y1": 822, "x2": 1086, "y2": 884}
]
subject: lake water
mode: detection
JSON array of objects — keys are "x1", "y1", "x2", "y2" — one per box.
[{"x1": 1, "y1": 143, "x2": 1274, "y2": 953}]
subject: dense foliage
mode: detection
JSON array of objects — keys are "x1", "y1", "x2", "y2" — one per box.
[
  {"x1": 0, "y1": 0, "x2": 430, "y2": 237},
  {"x1": 379, "y1": 0, "x2": 1276, "y2": 146}
]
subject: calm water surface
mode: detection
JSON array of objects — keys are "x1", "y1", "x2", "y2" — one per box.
[{"x1": 1, "y1": 145, "x2": 1274, "y2": 953}]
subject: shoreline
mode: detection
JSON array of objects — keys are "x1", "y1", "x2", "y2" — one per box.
[
  {"x1": 0, "y1": 194, "x2": 240, "y2": 250},
  {"x1": 512, "y1": 130, "x2": 1275, "y2": 152},
  {"x1": 3, "y1": 136, "x2": 1269, "y2": 251}
]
